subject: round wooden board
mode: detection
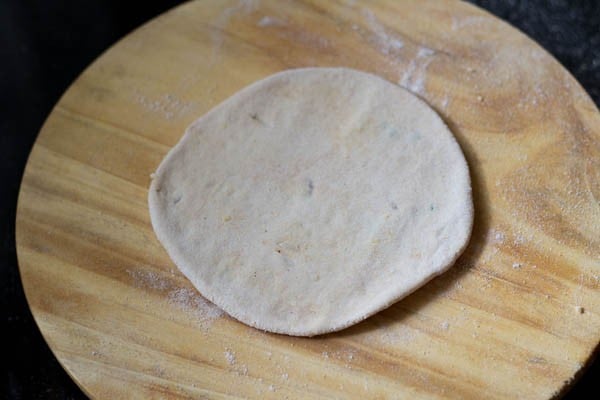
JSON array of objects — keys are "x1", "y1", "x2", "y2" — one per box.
[{"x1": 16, "y1": 0, "x2": 600, "y2": 398}]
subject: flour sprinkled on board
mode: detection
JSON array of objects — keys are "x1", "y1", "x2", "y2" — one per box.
[
  {"x1": 211, "y1": 0, "x2": 259, "y2": 63},
  {"x1": 255, "y1": 13, "x2": 330, "y2": 50},
  {"x1": 224, "y1": 348, "x2": 237, "y2": 365},
  {"x1": 134, "y1": 91, "x2": 194, "y2": 121},
  {"x1": 474, "y1": 227, "x2": 508, "y2": 266},
  {"x1": 399, "y1": 47, "x2": 436, "y2": 96},
  {"x1": 512, "y1": 262, "x2": 522, "y2": 270},
  {"x1": 352, "y1": 6, "x2": 437, "y2": 97},
  {"x1": 360, "y1": 322, "x2": 418, "y2": 347},
  {"x1": 451, "y1": 15, "x2": 490, "y2": 31},
  {"x1": 127, "y1": 267, "x2": 224, "y2": 330},
  {"x1": 417, "y1": 47, "x2": 435, "y2": 58},
  {"x1": 440, "y1": 94, "x2": 450, "y2": 110},
  {"x1": 127, "y1": 269, "x2": 171, "y2": 290},
  {"x1": 257, "y1": 16, "x2": 285, "y2": 28},
  {"x1": 168, "y1": 287, "x2": 224, "y2": 327},
  {"x1": 498, "y1": 157, "x2": 598, "y2": 258},
  {"x1": 360, "y1": 8, "x2": 404, "y2": 55},
  {"x1": 490, "y1": 229, "x2": 506, "y2": 245}
]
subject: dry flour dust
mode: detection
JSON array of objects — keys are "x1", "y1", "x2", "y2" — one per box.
[{"x1": 148, "y1": 68, "x2": 473, "y2": 336}]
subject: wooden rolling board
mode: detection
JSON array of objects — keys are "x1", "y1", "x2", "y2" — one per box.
[{"x1": 15, "y1": 0, "x2": 600, "y2": 398}]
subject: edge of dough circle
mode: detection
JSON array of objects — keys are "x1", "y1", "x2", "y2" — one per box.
[{"x1": 149, "y1": 67, "x2": 474, "y2": 336}]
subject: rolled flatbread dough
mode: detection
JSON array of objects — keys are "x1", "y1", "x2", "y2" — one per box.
[{"x1": 149, "y1": 68, "x2": 473, "y2": 336}]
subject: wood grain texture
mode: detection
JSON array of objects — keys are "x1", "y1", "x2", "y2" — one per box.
[{"x1": 16, "y1": 0, "x2": 600, "y2": 398}]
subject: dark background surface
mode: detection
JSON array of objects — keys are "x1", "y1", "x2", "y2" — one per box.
[{"x1": 1, "y1": 0, "x2": 598, "y2": 398}]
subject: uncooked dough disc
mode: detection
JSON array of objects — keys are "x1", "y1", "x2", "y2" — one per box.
[{"x1": 148, "y1": 68, "x2": 473, "y2": 336}]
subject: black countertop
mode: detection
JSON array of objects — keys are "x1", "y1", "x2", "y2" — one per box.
[{"x1": 2, "y1": 1, "x2": 598, "y2": 398}]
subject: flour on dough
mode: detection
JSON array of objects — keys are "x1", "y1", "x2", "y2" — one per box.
[{"x1": 148, "y1": 68, "x2": 473, "y2": 336}]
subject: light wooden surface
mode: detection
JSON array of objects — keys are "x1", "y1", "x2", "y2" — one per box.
[{"x1": 16, "y1": 0, "x2": 600, "y2": 398}]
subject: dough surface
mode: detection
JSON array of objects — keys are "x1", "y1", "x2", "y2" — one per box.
[{"x1": 149, "y1": 68, "x2": 473, "y2": 336}]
